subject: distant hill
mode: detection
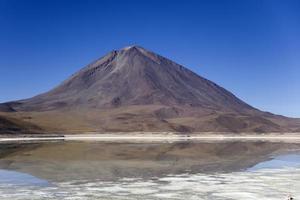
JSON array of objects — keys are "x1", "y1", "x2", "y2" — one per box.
[{"x1": 1, "y1": 46, "x2": 299, "y2": 134}]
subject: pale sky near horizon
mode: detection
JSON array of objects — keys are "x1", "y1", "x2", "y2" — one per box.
[{"x1": 0, "y1": 0, "x2": 299, "y2": 117}]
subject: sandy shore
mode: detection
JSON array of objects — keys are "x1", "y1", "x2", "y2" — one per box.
[{"x1": 0, "y1": 133, "x2": 300, "y2": 142}]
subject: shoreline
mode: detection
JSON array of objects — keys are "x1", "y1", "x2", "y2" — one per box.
[{"x1": 0, "y1": 133, "x2": 300, "y2": 143}]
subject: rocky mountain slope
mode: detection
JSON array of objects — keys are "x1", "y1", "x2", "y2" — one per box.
[{"x1": 1, "y1": 46, "x2": 299, "y2": 134}]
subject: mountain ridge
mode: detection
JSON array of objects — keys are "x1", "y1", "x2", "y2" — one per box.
[{"x1": 0, "y1": 45, "x2": 299, "y2": 134}]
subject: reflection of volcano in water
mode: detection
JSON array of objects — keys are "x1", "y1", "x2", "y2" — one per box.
[
  {"x1": 0, "y1": 143, "x2": 300, "y2": 200},
  {"x1": 0, "y1": 141, "x2": 300, "y2": 182}
]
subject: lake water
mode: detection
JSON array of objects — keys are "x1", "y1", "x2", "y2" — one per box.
[{"x1": 0, "y1": 140, "x2": 299, "y2": 199}]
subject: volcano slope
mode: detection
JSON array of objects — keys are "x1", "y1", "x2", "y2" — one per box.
[{"x1": 1, "y1": 46, "x2": 299, "y2": 134}]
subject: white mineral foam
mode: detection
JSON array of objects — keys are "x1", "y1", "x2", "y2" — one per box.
[{"x1": 0, "y1": 167, "x2": 299, "y2": 199}]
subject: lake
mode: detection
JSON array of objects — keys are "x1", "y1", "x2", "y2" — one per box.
[{"x1": 0, "y1": 140, "x2": 299, "y2": 199}]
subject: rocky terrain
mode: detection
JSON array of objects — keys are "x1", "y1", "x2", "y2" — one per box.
[{"x1": 1, "y1": 46, "x2": 299, "y2": 134}]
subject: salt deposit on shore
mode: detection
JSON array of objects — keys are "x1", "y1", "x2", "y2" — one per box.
[{"x1": 0, "y1": 133, "x2": 300, "y2": 143}]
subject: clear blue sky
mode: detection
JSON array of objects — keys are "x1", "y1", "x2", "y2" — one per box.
[{"x1": 0, "y1": 0, "x2": 299, "y2": 117}]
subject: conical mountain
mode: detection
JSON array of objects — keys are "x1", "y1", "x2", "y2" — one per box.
[
  {"x1": 4, "y1": 46, "x2": 254, "y2": 112},
  {"x1": 1, "y1": 46, "x2": 299, "y2": 133}
]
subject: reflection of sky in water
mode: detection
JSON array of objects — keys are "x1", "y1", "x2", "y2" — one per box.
[
  {"x1": 0, "y1": 169, "x2": 49, "y2": 186},
  {"x1": 0, "y1": 153, "x2": 299, "y2": 200},
  {"x1": 249, "y1": 154, "x2": 300, "y2": 171}
]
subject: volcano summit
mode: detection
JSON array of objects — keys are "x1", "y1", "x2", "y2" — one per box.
[{"x1": 1, "y1": 46, "x2": 299, "y2": 134}]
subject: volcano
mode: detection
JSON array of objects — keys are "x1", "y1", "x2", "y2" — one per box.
[{"x1": 1, "y1": 46, "x2": 299, "y2": 133}]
